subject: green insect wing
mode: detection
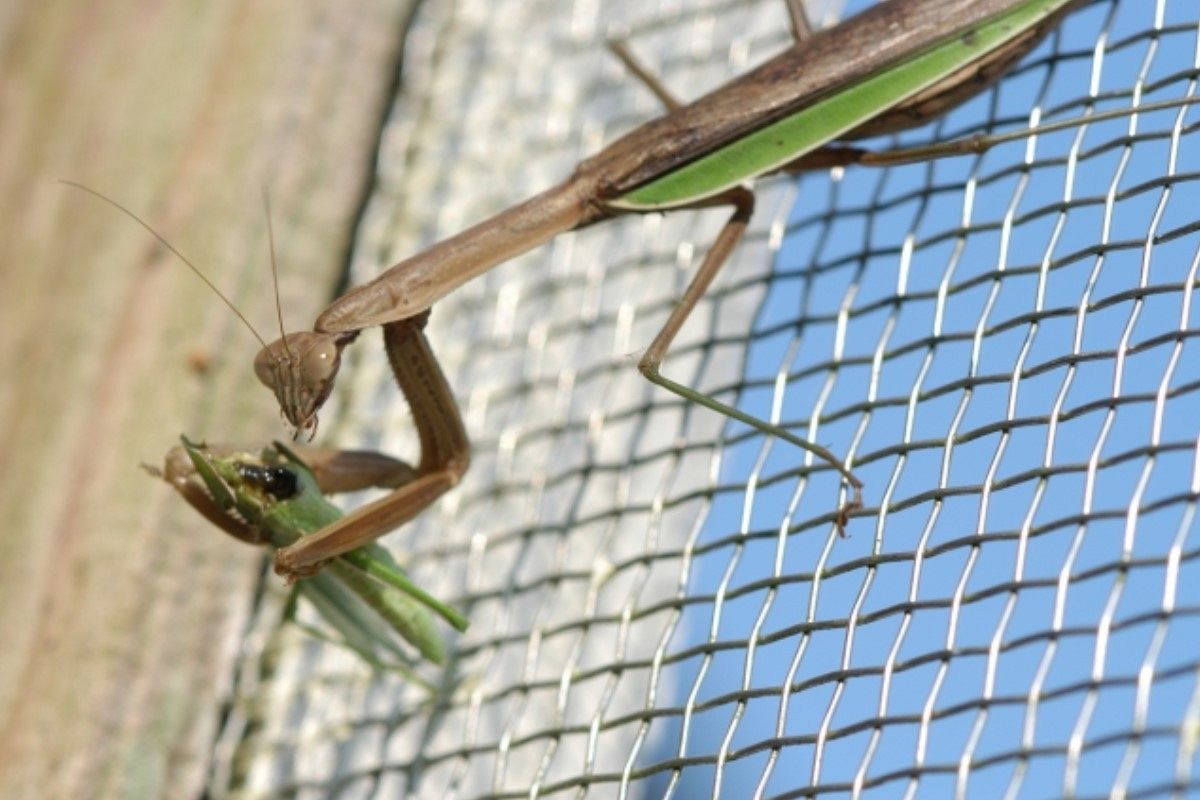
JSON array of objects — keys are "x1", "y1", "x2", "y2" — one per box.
[{"x1": 612, "y1": 0, "x2": 1074, "y2": 210}]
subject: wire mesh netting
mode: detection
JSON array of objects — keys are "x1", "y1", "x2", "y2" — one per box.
[{"x1": 207, "y1": 1, "x2": 1200, "y2": 797}]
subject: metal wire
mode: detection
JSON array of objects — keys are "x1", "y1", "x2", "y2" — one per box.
[{"x1": 207, "y1": 1, "x2": 1200, "y2": 797}]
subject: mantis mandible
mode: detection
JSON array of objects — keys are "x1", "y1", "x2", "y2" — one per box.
[{"x1": 76, "y1": 0, "x2": 1187, "y2": 579}]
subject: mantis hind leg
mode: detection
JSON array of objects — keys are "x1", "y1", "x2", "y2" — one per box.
[
  {"x1": 274, "y1": 312, "x2": 470, "y2": 579},
  {"x1": 635, "y1": 187, "x2": 863, "y2": 530}
]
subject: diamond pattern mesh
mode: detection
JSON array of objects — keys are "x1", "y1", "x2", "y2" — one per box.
[{"x1": 208, "y1": 1, "x2": 1200, "y2": 797}]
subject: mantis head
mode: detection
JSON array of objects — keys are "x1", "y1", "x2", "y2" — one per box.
[
  {"x1": 60, "y1": 181, "x2": 353, "y2": 441},
  {"x1": 254, "y1": 331, "x2": 346, "y2": 440}
]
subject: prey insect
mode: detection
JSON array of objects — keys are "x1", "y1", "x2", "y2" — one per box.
[
  {"x1": 148, "y1": 435, "x2": 468, "y2": 671},
  {"x1": 71, "y1": 0, "x2": 1197, "y2": 580}
]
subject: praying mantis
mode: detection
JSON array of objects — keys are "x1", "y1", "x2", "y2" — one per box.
[{"x1": 73, "y1": 0, "x2": 1195, "y2": 581}]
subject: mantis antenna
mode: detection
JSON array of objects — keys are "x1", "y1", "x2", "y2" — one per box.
[
  {"x1": 59, "y1": 179, "x2": 273, "y2": 351},
  {"x1": 261, "y1": 187, "x2": 297, "y2": 364}
]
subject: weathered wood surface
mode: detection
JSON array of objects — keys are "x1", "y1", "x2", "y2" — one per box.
[{"x1": 0, "y1": 1, "x2": 415, "y2": 796}]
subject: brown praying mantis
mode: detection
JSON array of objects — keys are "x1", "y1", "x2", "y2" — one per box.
[{"x1": 72, "y1": 0, "x2": 1197, "y2": 580}]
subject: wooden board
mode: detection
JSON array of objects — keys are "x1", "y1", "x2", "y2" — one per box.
[{"x1": 0, "y1": 1, "x2": 415, "y2": 796}]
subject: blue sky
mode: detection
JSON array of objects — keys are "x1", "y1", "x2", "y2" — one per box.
[{"x1": 650, "y1": 2, "x2": 1200, "y2": 797}]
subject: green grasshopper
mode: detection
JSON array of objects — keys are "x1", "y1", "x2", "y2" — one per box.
[
  {"x1": 148, "y1": 434, "x2": 468, "y2": 674},
  {"x1": 74, "y1": 0, "x2": 1196, "y2": 580}
]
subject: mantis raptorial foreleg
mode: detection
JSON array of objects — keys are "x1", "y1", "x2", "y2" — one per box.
[
  {"x1": 162, "y1": 313, "x2": 468, "y2": 580},
  {"x1": 273, "y1": 311, "x2": 469, "y2": 578}
]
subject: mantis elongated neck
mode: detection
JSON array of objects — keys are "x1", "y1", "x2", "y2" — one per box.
[{"x1": 316, "y1": 176, "x2": 595, "y2": 334}]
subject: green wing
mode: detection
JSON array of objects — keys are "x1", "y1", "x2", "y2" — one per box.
[{"x1": 612, "y1": 0, "x2": 1074, "y2": 210}]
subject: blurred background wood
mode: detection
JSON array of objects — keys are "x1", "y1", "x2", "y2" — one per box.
[{"x1": 0, "y1": 1, "x2": 416, "y2": 796}]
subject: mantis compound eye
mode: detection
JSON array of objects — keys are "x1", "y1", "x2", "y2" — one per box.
[
  {"x1": 300, "y1": 337, "x2": 339, "y2": 386},
  {"x1": 253, "y1": 332, "x2": 344, "y2": 435},
  {"x1": 253, "y1": 339, "x2": 288, "y2": 390}
]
